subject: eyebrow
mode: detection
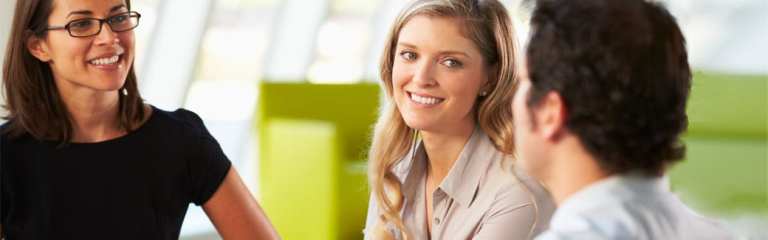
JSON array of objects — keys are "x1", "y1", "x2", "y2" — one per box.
[
  {"x1": 397, "y1": 42, "x2": 470, "y2": 58},
  {"x1": 67, "y1": 4, "x2": 127, "y2": 18},
  {"x1": 397, "y1": 42, "x2": 418, "y2": 49}
]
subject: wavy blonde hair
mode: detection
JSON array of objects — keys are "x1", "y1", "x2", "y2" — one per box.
[{"x1": 368, "y1": 0, "x2": 520, "y2": 239}]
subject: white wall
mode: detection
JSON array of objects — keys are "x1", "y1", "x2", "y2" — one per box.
[
  {"x1": 0, "y1": 1, "x2": 12, "y2": 67},
  {"x1": 138, "y1": 0, "x2": 214, "y2": 110},
  {"x1": 1, "y1": 0, "x2": 15, "y2": 117},
  {"x1": 665, "y1": 0, "x2": 768, "y2": 75}
]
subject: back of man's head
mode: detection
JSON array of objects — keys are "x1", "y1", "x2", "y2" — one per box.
[{"x1": 526, "y1": 0, "x2": 691, "y2": 176}]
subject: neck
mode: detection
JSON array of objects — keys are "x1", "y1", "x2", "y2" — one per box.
[
  {"x1": 420, "y1": 121, "x2": 475, "y2": 184},
  {"x1": 544, "y1": 136, "x2": 610, "y2": 205},
  {"x1": 58, "y1": 85, "x2": 123, "y2": 143}
]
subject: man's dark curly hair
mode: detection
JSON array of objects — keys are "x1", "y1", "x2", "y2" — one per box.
[{"x1": 526, "y1": 0, "x2": 691, "y2": 176}]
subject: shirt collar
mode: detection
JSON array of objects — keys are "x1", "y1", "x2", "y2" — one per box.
[
  {"x1": 397, "y1": 127, "x2": 497, "y2": 208},
  {"x1": 439, "y1": 127, "x2": 495, "y2": 208},
  {"x1": 399, "y1": 143, "x2": 427, "y2": 206},
  {"x1": 555, "y1": 173, "x2": 668, "y2": 218}
]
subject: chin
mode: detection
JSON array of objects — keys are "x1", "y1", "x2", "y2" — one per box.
[
  {"x1": 92, "y1": 80, "x2": 128, "y2": 92},
  {"x1": 402, "y1": 116, "x2": 435, "y2": 132}
]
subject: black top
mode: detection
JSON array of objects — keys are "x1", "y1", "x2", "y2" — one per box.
[{"x1": 0, "y1": 107, "x2": 231, "y2": 240}]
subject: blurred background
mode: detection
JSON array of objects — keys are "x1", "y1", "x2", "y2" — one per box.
[{"x1": 0, "y1": 0, "x2": 765, "y2": 239}]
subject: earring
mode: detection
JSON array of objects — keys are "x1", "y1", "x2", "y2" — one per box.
[
  {"x1": 480, "y1": 91, "x2": 488, "y2": 96},
  {"x1": 122, "y1": 88, "x2": 128, "y2": 96}
]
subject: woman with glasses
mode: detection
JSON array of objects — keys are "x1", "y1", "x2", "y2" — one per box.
[{"x1": 0, "y1": 0, "x2": 279, "y2": 239}]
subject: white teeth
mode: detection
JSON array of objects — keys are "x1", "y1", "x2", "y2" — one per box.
[
  {"x1": 410, "y1": 93, "x2": 443, "y2": 105},
  {"x1": 90, "y1": 55, "x2": 120, "y2": 65}
]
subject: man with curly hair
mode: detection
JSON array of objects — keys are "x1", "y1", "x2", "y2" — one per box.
[{"x1": 511, "y1": 0, "x2": 735, "y2": 239}]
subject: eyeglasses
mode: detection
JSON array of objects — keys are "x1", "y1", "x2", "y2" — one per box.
[{"x1": 44, "y1": 11, "x2": 141, "y2": 38}]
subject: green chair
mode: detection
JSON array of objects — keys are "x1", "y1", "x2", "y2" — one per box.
[
  {"x1": 670, "y1": 72, "x2": 767, "y2": 216},
  {"x1": 257, "y1": 82, "x2": 380, "y2": 240}
]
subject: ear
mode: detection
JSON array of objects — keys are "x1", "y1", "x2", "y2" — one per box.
[
  {"x1": 532, "y1": 91, "x2": 567, "y2": 140},
  {"x1": 27, "y1": 34, "x2": 52, "y2": 62}
]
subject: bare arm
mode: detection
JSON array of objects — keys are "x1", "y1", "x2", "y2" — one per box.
[{"x1": 203, "y1": 167, "x2": 280, "y2": 240}]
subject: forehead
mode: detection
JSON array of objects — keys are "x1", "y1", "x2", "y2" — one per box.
[
  {"x1": 50, "y1": 0, "x2": 127, "y2": 18},
  {"x1": 397, "y1": 15, "x2": 480, "y2": 53}
]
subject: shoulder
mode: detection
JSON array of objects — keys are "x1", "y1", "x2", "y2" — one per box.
[
  {"x1": 478, "y1": 159, "x2": 556, "y2": 230},
  {"x1": 460, "y1": 130, "x2": 554, "y2": 213},
  {"x1": 548, "y1": 200, "x2": 735, "y2": 239},
  {"x1": 483, "y1": 157, "x2": 552, "y2": 209},
  {"x1": 153, "y1": 107, "x2": 204, "y2": 127},
  {"x1": 548, "y1": 194, "x2": 652, "y2": 239},
  {"x1": 148, "y1": 106, "x2": 208, "y2": 137},
  {"x1": 0, "y1": 120, "x2": 36, "y2": 147},
  {"x1": 546, "y1": 203, "x2": 631, "y2": 239}
]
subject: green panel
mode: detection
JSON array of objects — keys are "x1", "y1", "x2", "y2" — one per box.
[
  {"x1": 261, "y1": 119, "x2": 339, "y2": 239},
  {"x1": 670, "y1": 138, "x2": 768, "y2": 215},
  {"x1": 257, "y1": 82, "x2": 380, "y2": 240},
  {"x1": 338, "y1": 161, "x2": 370, "y2": 240},
  {"x1": 686, "y1": 72, "x2": 767, "y2": 139},
  {"x1": 671, "y1": 72, "x2": 768, "y2": 217},
  {"x1": 259, "y1": 82, "x2": 381, "y2": 159}
]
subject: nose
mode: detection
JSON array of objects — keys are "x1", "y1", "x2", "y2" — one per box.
[
  {"x1": 94, "y1": 22, "x2": 120, "y2": 45},
  {"x1": 412, "y1": 61, "x2": 437, "y2": 87}
]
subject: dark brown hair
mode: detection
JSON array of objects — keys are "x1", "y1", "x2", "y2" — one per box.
[
  {"x1": 526, "y1": 0, "x2": 690, "y2": 176},
  {"x1": 2, "y1": 0, "x2": 144, "y2": 142}
]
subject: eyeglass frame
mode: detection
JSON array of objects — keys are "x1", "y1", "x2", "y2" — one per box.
[{"x1": 42, "y1": 11, "x2": 142, "y2": 38}]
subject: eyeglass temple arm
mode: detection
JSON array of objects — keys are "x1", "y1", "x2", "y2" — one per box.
[{"x1": 45, "y1": 26, "x2": 67, "y2": 30}]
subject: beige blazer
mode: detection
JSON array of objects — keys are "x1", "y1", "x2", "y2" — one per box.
[{"x1": 364, "y1": 128, "x2": 555, "y2": 240}]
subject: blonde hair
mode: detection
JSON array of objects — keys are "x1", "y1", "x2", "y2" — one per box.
[{"x1": 368, "y1": 0, "x2": 520, "y2": 239}]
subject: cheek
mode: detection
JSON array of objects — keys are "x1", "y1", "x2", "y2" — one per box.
[
  {"x1": 120, "y1": 33, "x2": 135, "y2": 49},
  {"x1": 391, "y1": 65, "x2": 410, "y2": 94},
  {"x1": 446, "y1": 72, "x2": 483, "y2": 107},
  {"x1": 47, "y1": 38, "x2": 89, "y2": 66},
  {"x1": 120, "y1": 34, "x2": 136, "y2": 56}
]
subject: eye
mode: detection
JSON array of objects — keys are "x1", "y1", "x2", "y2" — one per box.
[
  {"x1": 399, "y1": 51, "x2": 417, "y2": 61},
  {"x1": 441, "y1": 58, "x2": 463, "y2": 68},
  {"x1": 110, "y1": 14, "x2": 128, "y2": 23},
  {"x1": 68, "y1": 19, "x2": 93, "y2": 30}
]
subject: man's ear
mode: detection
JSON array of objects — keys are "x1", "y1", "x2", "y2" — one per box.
[
  {"x1": 533, "y1": 91, "x2": 567, "y2": 140},
  {"x1": 27, "y1": 34, "x2": 52, "y2": 62}
]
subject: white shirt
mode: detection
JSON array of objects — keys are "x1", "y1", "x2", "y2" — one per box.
[{"x1": 536, "y1": 174, "x2": 734, "y2": 240}]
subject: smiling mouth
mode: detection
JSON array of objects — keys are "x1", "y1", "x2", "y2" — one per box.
[
  {"x1": 408, "y1": 91, "x2": 445, "y2": 105},
  {"x1": 88, "y1": 46, "x2": 126, "y2": 67},
  {"x1": 89, "y1": 54, "x2": 122, "y2": 66}
]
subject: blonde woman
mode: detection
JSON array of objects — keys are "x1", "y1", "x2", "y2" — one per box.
[{"x1": 364, "y1": 0, "x2": 554, "y2": 239}]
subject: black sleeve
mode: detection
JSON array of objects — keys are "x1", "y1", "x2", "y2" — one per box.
[{"x1": 181, "y1": 110, "x2": 232, "y2": 206}]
